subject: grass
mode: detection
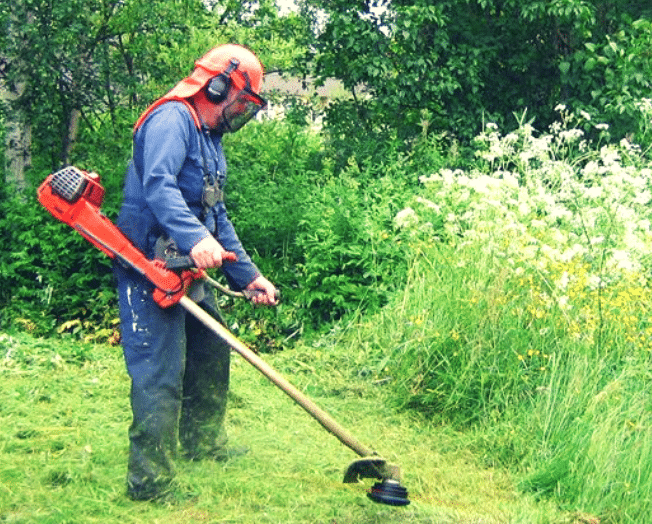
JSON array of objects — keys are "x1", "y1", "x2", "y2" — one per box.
[{"x1": 0, "y1": 331, "x2": 569, "y2": 524}]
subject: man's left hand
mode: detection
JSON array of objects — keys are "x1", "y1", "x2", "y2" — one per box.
[{"x1": 246, "y1": 276, "x2": 279, "y2": 306}]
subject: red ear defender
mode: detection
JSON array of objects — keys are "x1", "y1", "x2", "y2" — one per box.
[{"x1": 37, "y1": 166, "x2": 203, "y2": 307}]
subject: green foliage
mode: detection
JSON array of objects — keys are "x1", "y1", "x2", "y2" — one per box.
[
  {"x1": 0, "y1": 104, "x2": 135, "y2": 339},
  {"x1": 0, "y1": 186, "x2": 117, "y2": 337},
  {"x1": 300, "y1": 0, "x2": 652, "y2": 163},
  {"x1": 224, "y1": 119, "x2": 328, "y2": 262},
  {"x1": 561, "y1": 17, "x2": 652, "y2": 147},
  {"x1": 217, "y1": 119, "x2": 332, "y2": 346},
  {"x1": 219, "y1": 118, "x2": 447, "y2": 338},
  {"x1": 219, "y1": 119, "x2": 431, "y2": 339},
  {"x1": 294, "y1": 163, "x2": 414, "y2": 328}
]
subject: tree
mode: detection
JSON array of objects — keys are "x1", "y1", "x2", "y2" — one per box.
[
  {"x1": 298, "y1": 0, "x2": 652, "y2": 162},
  {"x1": 1, "y1": 0, "x2": 210, "y2": 177},
  {"x1": 0, "y1": 3, "x2": 31, "y2": 189},
  {"x1": 0, "y1": 0, "x2": 312, "y2": 182}
]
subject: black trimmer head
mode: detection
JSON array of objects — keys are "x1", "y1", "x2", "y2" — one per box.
[
  {"x1": 368, "y1": 479, "x2": 410, "y2": 506},
  {"x1": 343, "y1": 457, "x2": 410, "y2": 506}
]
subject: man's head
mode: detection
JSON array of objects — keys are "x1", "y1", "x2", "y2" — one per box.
[{"x1": 167, "y1": 44, "x2": 267, "y2": 132}]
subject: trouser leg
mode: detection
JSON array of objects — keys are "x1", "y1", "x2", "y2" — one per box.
[
  {"x1": 179, "y1": 290, "x2": 232, "y2": 459},
  {"x1": 116, "y1": 267, "x2": 185, "y2": 498}
]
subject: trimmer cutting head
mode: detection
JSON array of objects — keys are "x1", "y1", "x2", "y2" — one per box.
[
  {"x1": 368, "y1": 479, "x2": 410, "y2": 506},
  {"x1": 343, "y1": 457, "x2": 410, "y2": 506}
]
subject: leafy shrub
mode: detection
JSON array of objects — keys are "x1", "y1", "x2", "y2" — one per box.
[
  {"x1": 0, "y1": 110, "x2": 135, "y2": 339},
  {"x1": 223, "y1": 118, "x2": 330, "y2": 265},
  {"x1": 0, "y1": 186, "x2": 116, "y2": 337},
  {"x1": 293, "y1": 162, "x2": 415, "y2": 329},
  {"x1": 562, "y1": 18, "x2": 652, "y2": 148}
]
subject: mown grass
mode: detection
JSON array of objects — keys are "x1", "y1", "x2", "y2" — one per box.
[{"x1": 0, "y1": 331, "x2": 569, "y2": 524}]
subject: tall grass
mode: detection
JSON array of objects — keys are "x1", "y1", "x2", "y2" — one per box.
[{"x1": 339, "y1": 107, "x2": 652, "y2": 523}]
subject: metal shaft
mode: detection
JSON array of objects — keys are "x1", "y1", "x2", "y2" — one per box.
[{"x1": 179, "y1": 295, "x2": 375, "y2": 458}]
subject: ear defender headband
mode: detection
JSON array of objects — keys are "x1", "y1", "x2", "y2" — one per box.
[{"x1": 205, "y1": 58, "x2": 241, "y2": 104}]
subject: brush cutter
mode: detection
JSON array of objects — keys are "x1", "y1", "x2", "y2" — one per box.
[{"x1": 37, "y1": 166, "x2": 410, "y2": 506}]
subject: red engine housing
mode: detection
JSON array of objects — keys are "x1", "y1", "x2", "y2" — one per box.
[{"x1": 37, "y1": 166, "x2": 201, "y2": 308}]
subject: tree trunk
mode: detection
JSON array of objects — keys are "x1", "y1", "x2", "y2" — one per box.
[
  {"x1": 61, "y1": 108, "x2": 81, "y2": 167},
  {"x1": 0, "y1": 79, "x2": 31, "y2": 190}
]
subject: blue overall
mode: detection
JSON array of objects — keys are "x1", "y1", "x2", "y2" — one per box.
[{"x1": 114, "y1": 101, "x2": 259, "y2": 497}]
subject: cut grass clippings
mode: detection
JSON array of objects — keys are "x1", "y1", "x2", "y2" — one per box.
[{"x1": 0, "y1": 331, "x2": 567, "y2": 523}]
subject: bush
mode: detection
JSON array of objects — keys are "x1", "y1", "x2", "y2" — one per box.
[
  {"x1": 294, "y1": 161, "x2": 415, "y2": 329},
  {"x1": 563, "y1": 18, "x2": 652, "y2": 149},
  {"x1": 0, "y1": 110, "x2": 134, "y2": 339},
  {"x1": 222, "y1": 119, "x2": 445, "y2": 338},
  {"x1": 0, "y1": 186, "x2": 116, "y2": 337}
]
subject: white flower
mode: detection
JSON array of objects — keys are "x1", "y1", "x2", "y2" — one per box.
[
  {"x1": 558, "y1": 295, "x2": 571, "y2": 310},
  {"x1": 584, "y1": 186, "x2": 603, "y2": 199},
  {"x1": 419, "y1": 174, "x2": 440, "y2": 184},
  {"x1": 633, "y1": 191, "x2": 652, "y2": 205},
  {"x1": 559, "y1": 129, "x2": 584, "y2": 143},
  {"x1": 558, "y1": 271, "x2": 570, "y2": 290},
  {"x1": 394, "y1": 207, "x2": 419, "y2": 229},
  {"x1": 610, "y1": 250, "x2": 638, "y2": 272},
  {"x1": 415, "y1": 197, "x2": 441, "y2": 213}
]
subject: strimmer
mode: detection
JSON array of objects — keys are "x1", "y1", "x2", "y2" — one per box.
[{"x1": 37, "y1": 166, "x2": 410, "y2": 506}]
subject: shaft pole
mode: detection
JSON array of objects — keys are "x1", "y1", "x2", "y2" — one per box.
[{"x1": 179, "y1": 295, "x2": 375, "y2": 458}]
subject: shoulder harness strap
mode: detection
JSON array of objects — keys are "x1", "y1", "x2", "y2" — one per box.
[{"x1": 133, "y1": 98, "x2": 202, "y2": 134}]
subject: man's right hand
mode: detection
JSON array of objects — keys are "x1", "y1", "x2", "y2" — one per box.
[{"x1": 190, "y1": 236, "x2": 236, "y2": 268}]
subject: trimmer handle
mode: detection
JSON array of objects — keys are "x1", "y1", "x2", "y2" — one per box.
[
  {"x1": 163, "y1": 251, "x2": 238, "y2": 270},
  {"x1": 164, "y1": 254, "x2": 279, "y2": 303},
  {"x1": 163, "y1": 256, "x2": 196, "y2": 270}
]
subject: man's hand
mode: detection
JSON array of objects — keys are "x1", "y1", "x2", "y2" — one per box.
[
  {"x1": 190, "y1": 236, "x2": 233, "y2": 269},
  {"x1": 246, "y1": 275, "x2": 278, "y2": 306}
]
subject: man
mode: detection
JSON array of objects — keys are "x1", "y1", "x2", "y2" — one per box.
[{"x1": 114, "y1": 43, "x2": 277, "y2": 501}]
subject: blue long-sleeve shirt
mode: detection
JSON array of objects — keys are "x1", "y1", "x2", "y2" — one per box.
[{"x1": 116, "y1": 101, "x2": 260, "y2": 290}]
